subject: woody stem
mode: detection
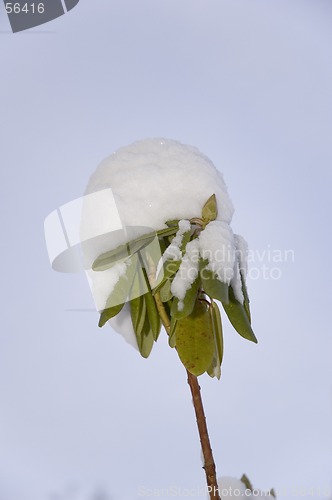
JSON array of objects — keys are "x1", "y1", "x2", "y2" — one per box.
[
  {"x1": 186, "y1": 370, "x2": 220, "y2": 500},
  {"x1": 154, "y1": 291, "x2": 220, "y2": 500}
]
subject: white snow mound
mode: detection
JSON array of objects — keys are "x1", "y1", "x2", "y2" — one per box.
[{"x1": 81, "y1": 138, "x2": 248, "y2": 349}]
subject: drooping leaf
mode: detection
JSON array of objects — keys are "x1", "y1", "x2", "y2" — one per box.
[
  {"x1": 222, "y1": 286, "x2": 257, "y2": 343},
  {"x1": 130, "y1": 260, "x2": 161, "y2": 343},
  {"x1": 175, "y1": 299, "x2": 215, "y2": 376},
  {"x1": 170, "y1": 275, "x2": 200, "y2": 320},
  {"x1": 200, "y1": 267, "x2": 229, "y2": 303},
  {"x1": 130, "y1": 292, "x2": 146, "y2": 339},
  {"x1": 207, "y1": 356, "x2": 221, "y2": 379},
  {"x1": 138, "y1": 309, "x2": 155, "y2": 358},
  {"x1": 129, "y1": 262, "x2": 147, "y2": 331},
  {"x1": 211, "y1": 301, "x2": 223, "y2": 364},
  {"x1": 207, "y1": 300, "x2": 224, "y2": 379},
  {"x1": 240, "y1": 270, "x2": 251, "y2": 322},
  {"x1": 168, "y1": 316, "x2": 177, "y2": 348},
  {"x1": 129, "y1": 263, "x2": 146, "y2": 301},
  {"x1": 98, "y1": 255, "x2": 138, "y2": 327},
  {"x1": 152, "y1": 260, "x2": 181, "y2": 295},
  {"x1": 144, "y1": 286, "x2": 161, "y2": 340},
  {"x1": 135, "y1": 260, "x2": 162, "y2": 341},
  {"x1": 201, "y1": 194, "x2": 217, "y2": 222},
  {"x1": 130, "y1": 293, "x2": 154, "y2": 358},
  {"x1": 98, "y1": 302, "x2": 125, "y2": 328}
]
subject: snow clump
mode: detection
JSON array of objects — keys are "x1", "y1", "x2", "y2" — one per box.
[{"x1": 81, "y1": 138, "x2": 248, "y2": 347}]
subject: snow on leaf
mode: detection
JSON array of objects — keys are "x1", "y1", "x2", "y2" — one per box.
[
  {"x1": 171, "y1": 239, "x2": 200, "y2": 303},
  {"x1": 200, "y1": 265, "x2": 229, "y2": 304},
  {"x1": 198, "y1": 221, "x2": 235, "y2": 285},
  {"x1": 162, "y1": 219, "x2": 191, "y2": 263},
  {"x1": 171, "y1": 275, "x2": 200, "y2": 320}
]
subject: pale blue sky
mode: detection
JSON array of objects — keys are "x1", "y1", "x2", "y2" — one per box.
[{"x1": 0, "y1": 1, "x2": 331, "y2": 499}]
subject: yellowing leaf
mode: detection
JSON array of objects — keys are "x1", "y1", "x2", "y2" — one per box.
[
  {"x1": 207, "y1": 300, "x2": 224, "y2": 379},
  {"x1": 175, "y1": 299, "x2": 215, "y2": 376}
]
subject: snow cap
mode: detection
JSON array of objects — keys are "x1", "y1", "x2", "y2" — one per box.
[
  {"x1": 83, "y1": 138, "x2": 234, "y2": 263},
  {"x1": 82, "y1": 138, "x2": 238, "y2": 348}
]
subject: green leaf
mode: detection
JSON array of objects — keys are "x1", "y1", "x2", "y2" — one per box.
[
  {"x1": 98, "y1": 256, "x2": 138, "y2": 327},
  {"x1": 129, "y1": 262, "x2": 147, "y2": 330},
  {"x1": 159, "y1": 279, "x2": 172, "y2": 302},
  {"x1": 175, "y1": 299, "x2": 215, "y2": 376},
  {"x1": 168, "y1": 315, "x2": 177, "y2": 348},
  {"x1": 144, "y1": 289, "x2": 161, "y2": 341},
  {"x1": 140, "y1": 311, "x2": 155, "y2": 358},
  {"x1": 170, "y1": 275, "x2": 200, "y2": 320},
  {"x1": 156, "y1": 226, "x2": 179, "y2": 237},
  {"x1": 165, "y1": 219, "x2": 180, "y2": 227},
  {"x1": 131, "y1": 294, "x2": 154, "y2": 358},
  {"x1": 136, "y1": 261, "x2": 162, "y2": 341},
  {"x1": 129, "y1": 260, "x2": 161, "y2": 344},
  {"x1": 207, "y1": 300, "x2": 224, "y2": 379},
  {"x1": 240, "y1": 474, "x2": 253, "y2": 492},
  {"x1": 130, "y1": 293, "x2": 146, "y2": 338},
  {"x1": 92, "y1": 233, "x2": 156, "y2": 271},
  {"x1": 92, "y1": 226, "x2": 178, "y2": 272},
  {"x1": 98, "y1": 302, "x2": 125, "y2": 328},
  {"x1": 201, "y1": 194, "x2": 217, "y2": 222},
  {"x1": 207, "y1": 357, "x2": 221, "y2": 379},
  {"x1": 211, "y1": 301, "x2": 223, "y2": 365},
  {"x1": 222, "y1": 287, "x2": 257, "y2": 343},
  {"x1": 240, "y1": 270, "x2": 251, "y2": 322},
  {"x1": 179, "y1": 229, "x2": 192, "y2": 253},
  {"x1": 200, "y1": 267, "x2": 229, "y2": 303},
  {"x1": 152, "y1": 259, "x2": 181, "y2": 295}
]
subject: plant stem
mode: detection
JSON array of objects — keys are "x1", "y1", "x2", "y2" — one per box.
[
  {"x1": 154, "y1": 291, "x2": 220, "y2": 500},
  {"x1": 186, "y1": 370, "x2": 220, "y2": 500}
]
